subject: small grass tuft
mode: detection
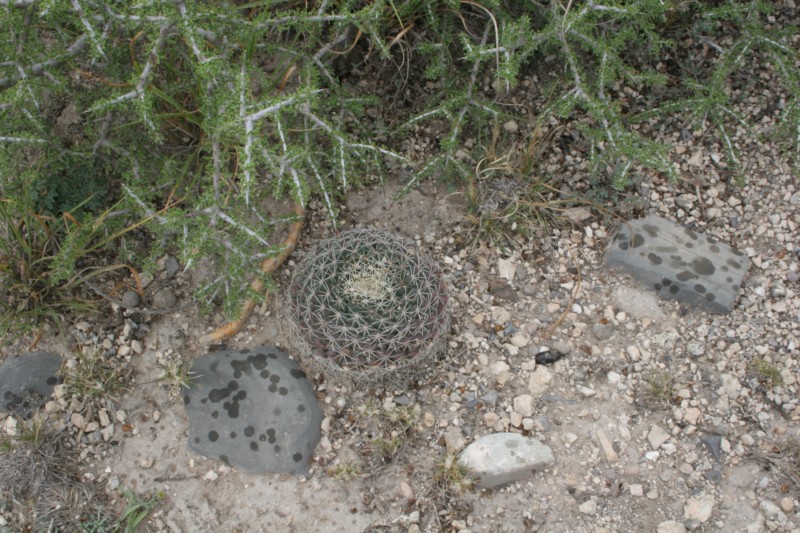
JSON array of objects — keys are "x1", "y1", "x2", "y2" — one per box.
[
  {"x1": 748, "y1": 357, "x2": 783, "y2": 388},
  {"x1": 63, "y1": 346, "x2": 129, "y2": 403},
  {"x1": 115, "y1": 488, "x2": 163, "y2": 533},
  {"x1": 327, "y1": 462, "x2": 362, "y2": 482},
  {"x1": 433, "y1": 453, "x2": 476, "y2": 497},
  {"x1": 638, "y1": 371, "x2": 677, "y2": 410}
]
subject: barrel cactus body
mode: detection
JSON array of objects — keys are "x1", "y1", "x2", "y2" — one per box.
[{"x1": 289, "y1": 228, "x2": 449, "y2": 381}]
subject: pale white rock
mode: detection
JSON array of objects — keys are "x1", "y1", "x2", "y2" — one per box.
[
  {"x1": 684, "y1": 407, "x2": 702, "y2": 425},
  {"x1": 445, "y1": 426, "x2": 467, "y2": 454},
  {"x1": 607, "y1": 371, "x2": 622, "y2": 385},
  {"x1": 510, "y1": 333, "x2": 530, "y2": 348},
  {"x1": 687, "y1": 151, "x2": 703, "y2": 167},
  {"x1": 759, "y1": 500, "x2": 787, "y2": 525},
  {"x1": 779, "y1": 497, "x2": 794, "y2": 513},
  {"x1": 630, "y1": 484, "x2": 644, "y2": 497},
  {"x1": 71, "y1": 412, "x2": 87, "y2": 431},
  {"x1": 491, "y1": 306, "x2": 511, "y2": 324},
  {"x1": 658, "y1": 520, "x2": 686, "y2": 533},
  {"x1": 579, "y1": 498, "x2": 597, "y2": 515},
  {"x1": 3, "y1": 416, "x2": 17, "y2": 436},
  {"x1": 504, "y1": 344, "x2": 519, "y2": 356},
  {"x1": 719, "y1": 374, "x2": 742, "y2": 400},
  {"x1": 490, "y1": 360, "x2": 510, "y2": 376},
  {"x1": 458, "y1": 433, "x2": 554, "y2": 489},
  {"x1": 596, "y1": 428, "x2": 618, "y2": 463},
  {"x1": 497, "y1": 258, "x2": 516, "y2": 282},
  {"x1": 684, "y1": 494, "x2": 714, "y2": 524},
  {"x1": 513, "y1": 394, "x2": 535, "y2": 418},
  {"x1": 576, "y1": 385, "x2": 596, "y2": 398},
  {"x1": 528, "y1": 366, "x2": 553, "y2": 394},
  {"x1": 648, "y1": 425, "x2": 671, "y2": 449}
]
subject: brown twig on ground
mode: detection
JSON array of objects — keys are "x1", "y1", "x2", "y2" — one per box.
[{"x1": 198, "y1": 202, "x2": 305, "y2": 344}]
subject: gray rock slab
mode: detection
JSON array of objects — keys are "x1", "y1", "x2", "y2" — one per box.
[
  {"x1": 184, "y1": 346, "x2": 323, "y2": 475},
  {"x1": 458, "y1": 432, "x2": 554, "y2": 489},
  {"x1": 605, "y1": 215, "x2": 750, "y2": 313},
  {"x1": 0, "y1": 351, "x2": 62, "y2": 418}
]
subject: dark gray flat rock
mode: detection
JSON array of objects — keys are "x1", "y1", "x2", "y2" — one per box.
[
  {"x1": 0, "y1": 351, "x2": 63, "y2": 418},
  {"x1": 184, "y1": 346, "x2": 323, "y2": 475},
  {"x1": 605, "y1": 215, "x2": 750, "y2": 313}
]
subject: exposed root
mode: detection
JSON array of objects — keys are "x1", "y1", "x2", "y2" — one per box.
[{"x1": 198, "y1": 202, "x2": 305, "y2": 344}]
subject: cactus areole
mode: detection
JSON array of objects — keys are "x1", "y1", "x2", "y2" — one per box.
[{"x1": 290, "y1": 228, "x2": 449, "y2": 373}]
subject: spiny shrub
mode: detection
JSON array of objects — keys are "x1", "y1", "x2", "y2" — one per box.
[{"x1": 290, "y1": 228, "x2": 449, "y2": 382}]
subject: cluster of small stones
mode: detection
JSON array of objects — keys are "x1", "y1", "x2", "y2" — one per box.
[{"x1": 0, "y1": 255, "x2": 185, "y2": 505}]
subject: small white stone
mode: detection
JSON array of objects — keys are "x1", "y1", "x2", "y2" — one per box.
[
  {"x1": 657, "y1": 520, "x2": 686, "y2": 533},
  {"x1": 458, "y1": 433, "x2": 554, "y2": 489},
  {"x1": 648, "y1": 425, "x2": 671, "y2": 449},
  {"x1": 684, "y1": 407, "x2": 701, "y2": 425},
  {"x1": 607, "y1": 371, "x2": 622, "y2": 385},
  {"x1": 528, "y1": 367, "x2": 553, "y2": 394},
  {"x1": 779, "y1": 497, "x2": 795, "y2": 513},
  {"x1": 513, "y1": 394, "x2": 535, "y2": 418},
  {"x1": 497, "y1": 258, "x2": 516, "y2": 282},
  {"x1": 504, "y1": 344, "x2": 519, "y2": 356},
  {"x1": 71, "y1": 413, "x2": 87, "y2": 431},
  {"x1": 630, "y1": 484, "x2": 644, "y2": 497},
  {"x1": 510, "y1": 333, "x2": 530, "y2": 348},
  {"x1": 684, "y1": 494, "x2": 714, "y2": 523},
  {"x1": 579, "y1": 498, "x2": 596, "y2": 515}
]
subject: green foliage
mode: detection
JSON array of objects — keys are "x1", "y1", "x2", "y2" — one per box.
[
  {"x1": 116, "y1": 488, "x2": 163, "y2": 533},
  {"x1": 1, "y1": 0, "x2": 797, "y2": 335}
]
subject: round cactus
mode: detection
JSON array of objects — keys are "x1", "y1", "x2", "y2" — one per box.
[{"x1": 289, "y1": 228, "x2": 449, "y2": 380}]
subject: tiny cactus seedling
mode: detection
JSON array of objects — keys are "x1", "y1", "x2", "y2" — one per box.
[{"x1": 290, "y1": 228, "x2": 449, "y2": 382}]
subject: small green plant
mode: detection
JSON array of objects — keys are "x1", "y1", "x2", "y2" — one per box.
[
  {"x1": 639, "y1": 371, "x2": 676, "y2": 409},
  {"x1": 358, "y1": 402, "x2": 420, "y2": 464},
  {"x1": 433, "y1": 453, "x2": 476, "y2": 497},
  {"x1": 115, "y1": 488, "x2": 163, "y2": 533},
  {"x1": 63, "y1": 347, "x2": 129, "y2": 404},
  {"x1": 290, "y1": 228, "x2": 449, "y2": 382},
  {"x1": 328, "y1": 462, "x2": 363, "y2": 482},
  {"x1": 155, "y1": 359, "x2": 198, "y2": 390},
  {"x1": 749, "y1": 357, "x2": 783, "y2": 388}
]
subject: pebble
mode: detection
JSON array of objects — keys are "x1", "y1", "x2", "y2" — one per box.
[
  {"x1": 528, "y1": 367, "x2": 553, "y2": 394},
  {"x1": 658, "y1": 520, "x2": 686, "y2": 533},
  {"x1": 592, "y1": 322, "x2": 614, "y2": 340},
  {"x1": 578, "y1": 498, "x2": 596, "y2": 515},
  {"x1": 779, "y1": 497, "x2": 794, "y2": 513},
  {"x1": 647, "y1": 425, "x2": 671, "y2": 449},
  {"x1": 121, "y1": 290, "x2": 140, "y2": 308},
  {"x1": 458, "y1": 433, "x2": 554, "y2": 489},
  {"x1": 509, "y1": 333, "x2": 529, "y2": 348},
  {"x1": 684, "y1": 494, "x2": 714, "y2": 524},
  {"x1": 513, "y1": 394, "x2": 535, "y2": 417},
  {"x1": 630, "y1": 484, "x2": 644, "y2": 497},
  {"x1": 445, "y1": 426, "x2": 467, "y2": 453},
  {"x1": 152, "y1": 289, "x2": 177, "y2": 309},
  {"x1": 596, "y1": 428, "x2": 618, "y2": 463}
]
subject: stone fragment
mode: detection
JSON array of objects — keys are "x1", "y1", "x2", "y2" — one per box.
[
  {"x1": 647, "y1": 425, "x2": 671, "y2": 449},
  {"x1": 658, "y1": 520, "x2": 687, "y2": 533},
  {"x1": 578, "y1": 498, "x2": 596, "y2": 515},
  {"x1": 512, "y1": 394, "x2": 535, "y2": 418},
  {"x1": 444, "y1": 426, "x2": 467, "y2": 453},
  {"x1": 596, "y1": 428, "x2": 618, "y2": 463},
  {"x1": 528, "y1": 367, "x2": 553, "y2": 394},
  {"x1": 458, "y1": 432, "x2": 554, "y2": 489},
  {"x1": 605, "y1": 214, "x2": 750, "y2": 314},
  {"x1": 684, "y1": 494, "x2": 714, "y2": 524},
  {"x1": 184, "y1": 345, "x2": 323, "y2": 475},
  {"x1": 0, "y1": 351, "x2": 63, "y2": 418},
  {"x1": 497, "y1": 258, "x2": 516, "y2": 282}
]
